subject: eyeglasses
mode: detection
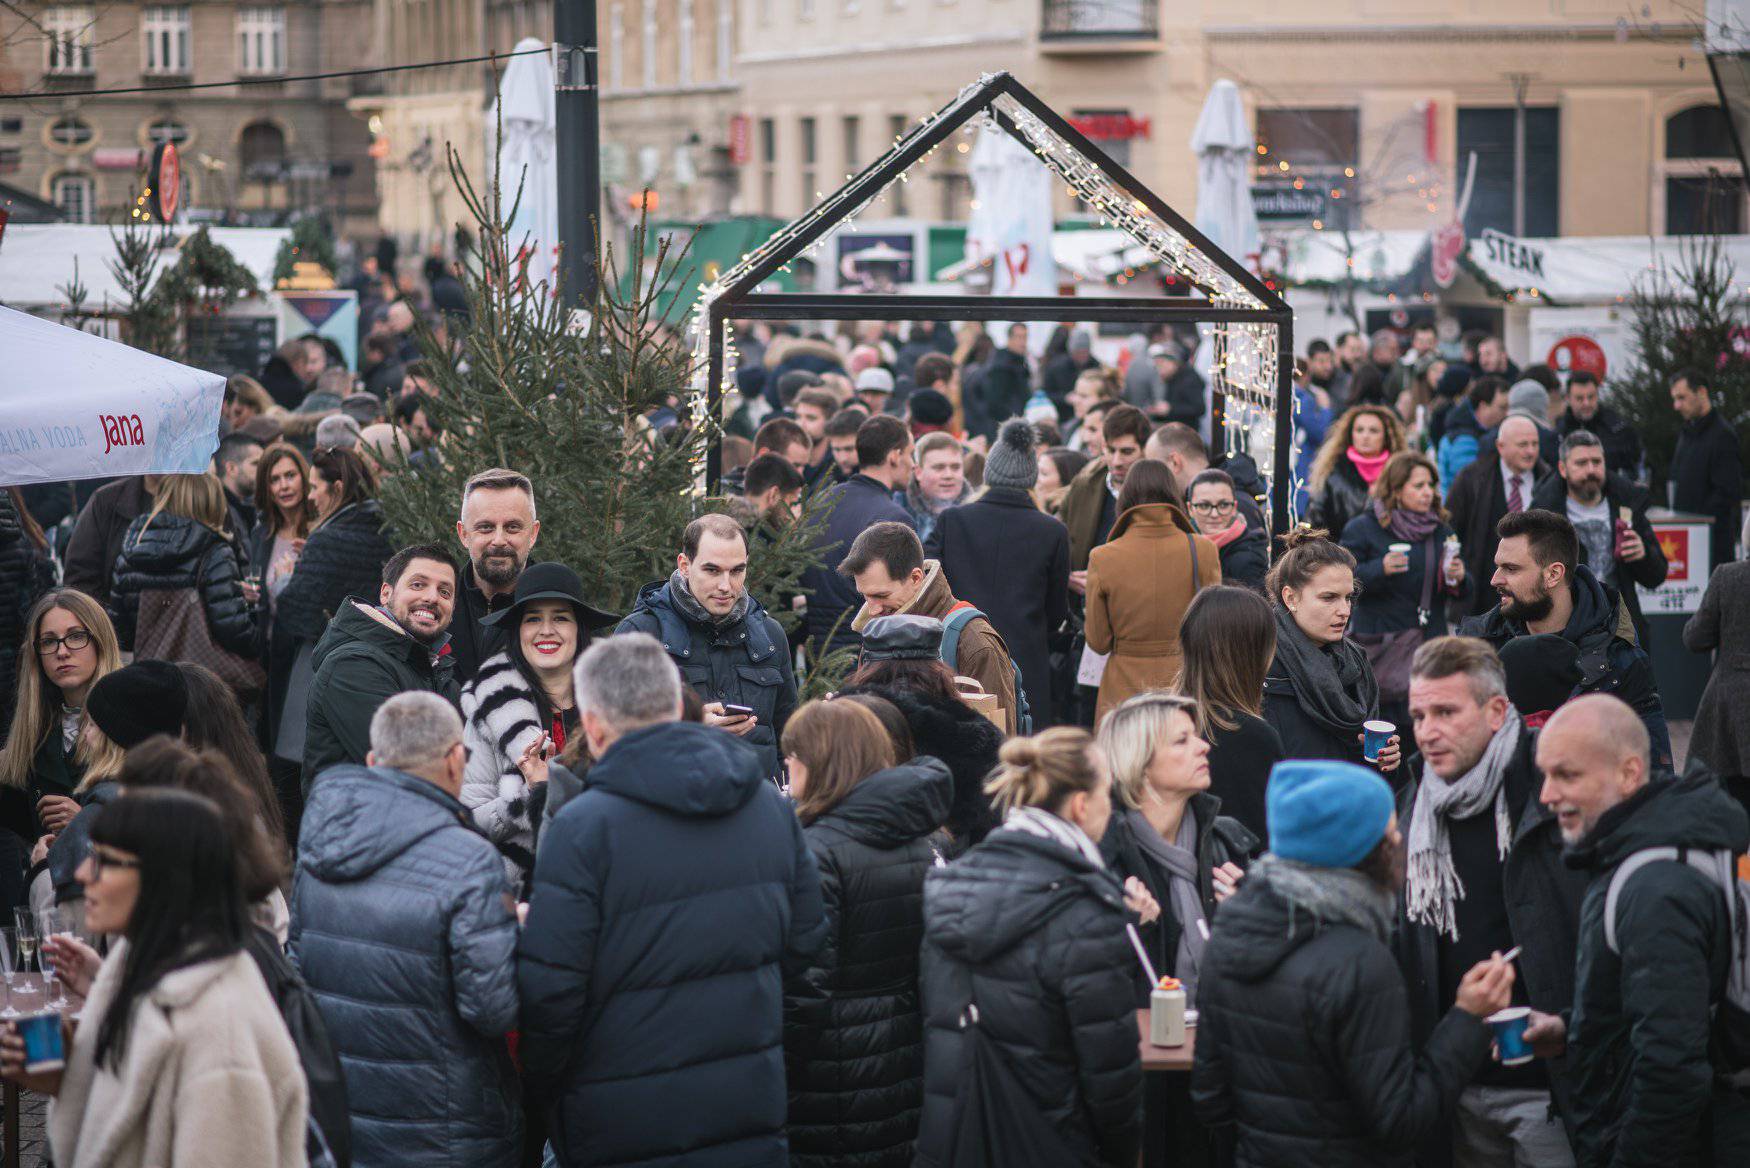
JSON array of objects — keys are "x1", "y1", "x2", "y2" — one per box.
[
  {"x1": 1187, "y1": 500, "x2": 1236, "y2": 517},
  {"x1": 85, "y1": 844, "x2": 141, "y2": 879},
  {"x1": 35, "y1": 629, "x2": 92, "y2": 655}
]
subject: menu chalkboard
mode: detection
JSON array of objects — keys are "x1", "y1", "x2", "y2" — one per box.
[{"x1": 186, "y1": 314, "x2": 279, "y2": 379}]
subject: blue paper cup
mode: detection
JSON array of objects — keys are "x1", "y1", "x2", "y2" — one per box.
[
  {"x1": 1363, "y1": 720, "x2": 1395, "y2": 763},
  {"x1": 1489, "y1": 1006, "x2": 1534, "y2": 1066},
  {"x1": 17, "y1": 1010, "x2": 64, "y2": 1074}
]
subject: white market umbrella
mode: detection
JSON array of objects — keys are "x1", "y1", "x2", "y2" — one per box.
[
  {"x1": 965, "y1": 124, "x2": 1058, "y2": 351},
  {"x1": 1189, "y1": 80, "x2": 1262, "y2": 441},
  {"x1": 485, "y1": 38, "x2": 559, "y2": 295},
  {"x1": 0, "y1": 305, "x2": 223, "y2": 486}
]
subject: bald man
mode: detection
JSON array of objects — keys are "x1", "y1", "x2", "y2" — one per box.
[
  {"x1": 1447, "y1": 414, "x2": 1551, "y2": 618},
  {"x1": 1534, "y1": 695, "x2": 1750, "y2": 1168}
]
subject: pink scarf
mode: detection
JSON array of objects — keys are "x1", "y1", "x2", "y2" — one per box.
[
  {"x1": 1346, "y1": 446, "x2": 1392, "y2": 485},
  {"x1": 1202, "y1": 513, "x2": 1247, "y2": 549}
]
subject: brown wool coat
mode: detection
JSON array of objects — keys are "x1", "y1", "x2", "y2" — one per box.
[
  {"x1": 853, "y1": 560, "x2": 1018, "y2": 735},
  {"x1": 1057, "y1": 457, "x2": 1112, "y2": 572},
  {"x1": 1085, "y1": 503, "x2": 1221, "y2": 727}
]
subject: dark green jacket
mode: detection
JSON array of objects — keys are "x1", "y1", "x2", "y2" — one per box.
[
  {"x1": 302, "y1": 598, "x2": 459, "y2": 790},
  {"x1": 1564, "y1": 765, "x2": 1750, "y2": 1168}
]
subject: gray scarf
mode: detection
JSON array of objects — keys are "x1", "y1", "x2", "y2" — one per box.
[
  {"x1": 1252, "y1": 852, "x2": 1396, "y2": 943},
  {"x1": 1271, "y1": 606, "x2": 1379, "y2": 743},
  {"x1": 666, "y1": 569, "x2": 750, "y2": 632},
  {"x1": 1005, "y1": 805, "x2": 1105, "y2": 870},
  {"x1": 1405, "y1": 710, "x2": 1522, "y2": 940},
  {"x1": 1127, "y1": 809, "x2": 1208, "y2": 1004}
]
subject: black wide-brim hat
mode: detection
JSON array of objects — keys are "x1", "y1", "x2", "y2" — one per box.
[{"x1": 478, "y1": 562, "x2": 620, "y2": 631}]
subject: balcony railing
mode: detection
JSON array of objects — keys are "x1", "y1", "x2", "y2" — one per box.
[{"x1": 1041, "y1": 0, "x2": 1159, "y2": 40}]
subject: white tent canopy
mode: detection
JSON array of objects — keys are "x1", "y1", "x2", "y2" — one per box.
[
  {"x1": 0, "y1": 305, "x2": 224, "y2": 486},
  {"x1": 0, "y1": 224, "x2": 289, "y2": 310}
]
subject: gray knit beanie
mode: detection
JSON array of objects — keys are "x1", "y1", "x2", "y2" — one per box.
[{"x1": 984, "y1": 419, "x2": 1039, "y2": 490}]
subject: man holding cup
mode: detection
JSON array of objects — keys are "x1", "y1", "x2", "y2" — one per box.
[{"x1": 1395, "y1": 637, "x2": 1588, "y2": 1166}]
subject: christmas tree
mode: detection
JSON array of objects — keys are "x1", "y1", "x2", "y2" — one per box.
[
  {"x1": 1612, "y1": 232, "x2": 1750, "y2": 489},
  {"x1": 373, "y1": 149, "x2": 829, "y2": 634}
]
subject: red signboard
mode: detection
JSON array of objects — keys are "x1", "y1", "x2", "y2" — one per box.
[
  {"x1": 149, "y1": 142, "x2": 180, "y2": 222},
  {"x1": 1658, "y1": 528, "x2": 1691, "y2": 582},
  {"x1": 728, "y1": 115, "x2": 751, "y2": 166},
  {"x1": 1068, "y1": 114, "x2": 1152, "y2": 142},
  {"x1": 1547, "y1": 334, "x2": 1608, "y2": 381}
]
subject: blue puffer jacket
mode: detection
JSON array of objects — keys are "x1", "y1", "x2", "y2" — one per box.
[
  {"x1": 517, "y1": 720, "x2": 828, "y2": 1168},
  {"x1": 291, "y1": 765, "x2": 521, "y2": 1168}
]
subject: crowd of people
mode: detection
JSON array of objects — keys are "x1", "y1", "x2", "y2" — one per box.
[{"x1": 0, "y1": 292, "x2": 1744, "y2": 1168}]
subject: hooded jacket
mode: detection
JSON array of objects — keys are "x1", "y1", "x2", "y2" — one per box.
[
  {"x1": 619, "y1": 577, "x2": 798, "y2": 778},
  {"x1": 1436, "y1": 399, "x2": 1486, "y2": 487},
  {"x1": 836, "y1": 684, "x2": 1003, "y2": 852},
  {"x1": 1458, "y1": 565, "x2": 1672, "y2": 767},
  {"x1": 276, "y1": 500, "x2": 396, "y2": 647},
  {"x1": 291, "y1": 764, "x2": 521, "y2": 1168},
  {"x1": 109, "y1": 512, "x2": 257, "y2": 656},
  {"x1": 1562, "y1": 767, "x2": 1750, "y2": 1168},
  {"x1": 784, "y1": 759, "x2": 953, "y2": 1168},
  {"x1": 302, "y1": 599, "x2": 460, "y2": 788},
  {"x1": 914, "y1": 826, "x2": 1142, "y2": 1168},
  {"x1": 516, "y1": 720, "x2": 828, "y2": 1168},
  {"x1": 1191, "y1": 863, "x2": 1491, "y2": 1167}
]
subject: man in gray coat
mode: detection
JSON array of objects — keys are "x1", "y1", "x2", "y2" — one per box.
[{"x1": 292, "y1": 692, "x2": 522, "y2": 1167}]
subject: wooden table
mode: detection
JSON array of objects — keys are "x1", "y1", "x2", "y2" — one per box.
[
  {"x1": 1136, "y1": 1008, "x2": 1195, "y2": 1071},
  {"x1": 2, "y1": 974, "x2": 80, "y2": 1168}
]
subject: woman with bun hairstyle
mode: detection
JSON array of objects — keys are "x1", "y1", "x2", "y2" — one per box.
[
  {"x1": 1261, "y1": 530, "x2": 1402, "y2": 777},
  {"x1": 1306, "y1": 405, "x2": 1407, "y2": 542},
  {"x1": 914, "y1": 728, "x2": 1144, "y2": 1168},
  {"x1": 781, "y1": 699, "x2": 952, "y2": 1168}
]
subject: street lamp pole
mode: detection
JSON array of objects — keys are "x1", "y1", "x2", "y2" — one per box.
[{"x1": 554, "y1": 0, "x2": 601, "y2": 308}]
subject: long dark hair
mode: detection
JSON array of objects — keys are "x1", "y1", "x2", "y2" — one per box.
[
  {"x1": 176, "y1": 663, "x2": 288, "y2": 854},
  {"x1": 89, "y1": 789, "x2": 248, "y2": 1070},
  {"x1": 505, "y1": 600, "x2": 591, "y2": 731},
  {"x1": 1177, "y1": 585, "x2": 1276, "y2": 735},
  {"x1": 844, "y1": 657, "x2": 961, "y2": 705}
]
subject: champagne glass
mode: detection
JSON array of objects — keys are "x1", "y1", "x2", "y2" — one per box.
[
  {"x1": 0, "y1": 928, "x2": 17, "y2": 1019},
  {"x1": 38, "y1": 909, "x2": 69, "y2": 1010},
  {"x1": 12, "y1": 909, "x2": 38, "y2": 996}
]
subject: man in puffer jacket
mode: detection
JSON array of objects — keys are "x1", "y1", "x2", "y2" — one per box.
[
  {"x1": 1192, "y1": 760, "x2": 1515, "y2": 1167},
  {"x1": 517, "y1": 634, "x2": 827, "y2": 1168},
  {"x1": 291, "y1": 692, "x2": 521, "y2": 1168}
]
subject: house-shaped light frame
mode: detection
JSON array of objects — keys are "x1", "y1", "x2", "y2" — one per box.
[{"x1": 690, "y1": 71, "x2": 1297, "y2": 535}]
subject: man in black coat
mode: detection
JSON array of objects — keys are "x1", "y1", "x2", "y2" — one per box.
[
  {"x1": 1532, "y1": 696, "x2": 1750, "y2": 1168},
  {"x1": 1559, "y1": 372, "x2": 1642, "y2": 480},
  {"x1": 517, "y1": 633, "x2": 827, "y2": 1168},
  {"x1": 1041, "y1": 328, "x2": 1101, "y2": 414},
  {"x1": 210, "y1": 432, "x2": 261, "y2": 567},
  {"x1": 927, "y1": 420, "x2": 1069, "y2": 727},
  {"x1": 1458, "y1": 509, "x2": 1671, "y2": 769},
  {"x1": 448, "y1": 468, "x2": 542, "y2": 686},
  {"x1": 1670, "y1": 370, "x2": 1744, "y2": 572},
  {"x1": 969, "y1": 323, "x2": 1033, "y2": 438},
  {"x1": 1531, "y1": 430, "x2": 1668, "y2": 647},
  {"x1": 61, "y1": 474, "x2": 158, "y2": 607},
  {"x1": 801, "y1": 414, "x2": 915, "y2": 660},
  {"x1": 1395, "y1": 637, "x2": 1587, "y2": 1167},
  {"x1": 619, "y1": 515, "x2": 798, "y2": 780},
  {"x1": 1447, "y1": 415, "x2": 1549, "y2": 617}
]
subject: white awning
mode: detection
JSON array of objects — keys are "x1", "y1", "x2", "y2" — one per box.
[{"x1": 0, "y1": 224, "x2": 289, "y2": 309}]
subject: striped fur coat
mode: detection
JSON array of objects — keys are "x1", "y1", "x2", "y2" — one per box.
[{"x1": 459, "y1": 652, "x2": 546, "y2": 885}]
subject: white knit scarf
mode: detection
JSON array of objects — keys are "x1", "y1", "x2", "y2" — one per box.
[{"x1": 1405, "y1": 708, "x2": 1522, "y2": 940}]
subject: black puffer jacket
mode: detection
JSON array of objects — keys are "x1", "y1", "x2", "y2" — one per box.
[
  {"x1": 784, "y1": 758, "x2": 953, "y2": 1168},
  {"x1": 1563, "y1": 766, "x2": 1750, "y2": 1168},
  {"x1": 276, "y1": 501, "x2": 395, "y2": 646},
  {"x1": 109, "y1": 513, "x2": 256, "y2": 656},
  {"x1": 836, "y1": 685, "x2": 1002, "y2": 852},
  {"x1": 1192, "y1": 861, "x2": 1491, "y2": 1167},
  {"x1": 1307, "y1": 459, "x2": 1373, "y2": 541},
  {"x1": 914, "y1": 825, "x2": 1142, "y2": 1168}
]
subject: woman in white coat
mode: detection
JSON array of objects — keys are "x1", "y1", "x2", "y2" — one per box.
[{"x1": 0, "y1": 787, "x2": 306, "y2": 1168}]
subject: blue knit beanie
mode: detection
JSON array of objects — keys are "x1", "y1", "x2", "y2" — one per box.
[{"x1": 1266, "y1": 760, "x2": 1395, "y2": 869}]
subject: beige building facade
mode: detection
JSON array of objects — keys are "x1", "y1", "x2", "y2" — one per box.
[{"x1": 0, "y1": 0, "x2": 379, "y2": 232}]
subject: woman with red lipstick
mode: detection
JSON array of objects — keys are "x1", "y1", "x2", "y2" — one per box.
[{"x1": 460, "y1": 562, "x2": 618, "y2": 888}]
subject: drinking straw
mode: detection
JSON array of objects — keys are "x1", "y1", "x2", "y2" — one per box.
[{"x1": 1126, "y1": 923, "x2": 1159, "y2": 987}]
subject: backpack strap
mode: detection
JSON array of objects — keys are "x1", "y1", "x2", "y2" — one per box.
[
  {"x1": 1604, "y1": 847, "x2": 1682, "y2": 954},
  {"x1": 940, "y1": 602, "x2": 980, "y2": 674}
]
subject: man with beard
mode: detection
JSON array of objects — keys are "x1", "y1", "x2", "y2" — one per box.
[
  {"x1": 1531, "y1": 431, "x2": 1667, "y2": 647},
  {"x1": 619, "y1": 514, "x2": 797, "y2": 779},
  {"x1": 303, "y1": 543, "x2": 462, "y2": 787},
  {"x1": 1394, "y1": 637, "x2": 1586, "y2": 1167},
  {"x1": 1458, "y1": 509, "x2": 1670, "y2": 767},
  {"x1": 449, "y1": 469, "x2": 541, "y2": 686}
]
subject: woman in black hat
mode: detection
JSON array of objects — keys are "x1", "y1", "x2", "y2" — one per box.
[{"x1": 458, "y1": 563, "x2": 617, "y2": 889}]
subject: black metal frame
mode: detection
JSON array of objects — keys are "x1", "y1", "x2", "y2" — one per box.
[{"x1": 704, "y1": 71, "x2": 1297, "y2": 535}]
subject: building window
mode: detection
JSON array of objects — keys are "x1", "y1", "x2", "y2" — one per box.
[
  {"x1": 1663, "y1": 105, "x2": 1745, "y2": 235},
  {"x1": 237, "y1": 7, "x2": 285, "y2": 76},
  {"x1": 759, "y1": 117, "x2": 776, "y2": 213},
  {"x1": 800, "y1": 115, "x2": 817, "y2": 201},
  {"x1": 52, "y1": 173, "x2": 94, "y2": 222},
  {"x1": 888, "y1": 113, "x2": 909, "y2": 215},
  {"x1": 42, "y1": 6, "x2": 95, "y2": 76},
  {"x1": 843, "y1": 115, "x2": 860, "y2": 172},
  {"x1": 799, "y1": 0, "x2": 815, "y2": 20},
  {"x1": 678, "y1": 0, "x2": 694, "y2": 86},
  {"x1": 147, "y1": 118, "x2": 189, "y2": 146},
  {"x1": 0, "y1": 147, "x2": 23, "y2": 175},
  {"x1": 142, "y1": 6, "x2": 192, "y2": 76},
  {"x1": 1456, "y1": 106, "x2": 1560, "y2": 238},
  {"x1": 642, "y1": 0, "x2": 657, "y2": 88},
  {"x1": 608, "y1": 3, "x2": 624, "y2": 90},
  {"x1": 48, "y1": 115, "x2": 94, "y2": 149},
  {"x1": 240, "y1": 119, "x2": 286, "y2": 181},
  {"x1": 716, "y1": 1, "x2": 731, "y2": 80},
  {"x1": 1255, "y1": 107, "x2": 1357, "y2": 176}
]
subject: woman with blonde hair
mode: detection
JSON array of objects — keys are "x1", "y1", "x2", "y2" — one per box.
[
  {"x1": 915, "y1": 727, "x2": 1144, "y2": 1167},
  {"x1": 1306, "y1": 404, "x2": 1407, "y2": 540},
  {"x1": 780, "y1": 699, "x2": 951, "y2": 1167},
  {"x1": 0, "y1": 592, "x2": 123, "y2": 865}
]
